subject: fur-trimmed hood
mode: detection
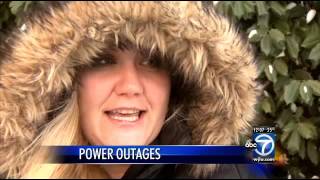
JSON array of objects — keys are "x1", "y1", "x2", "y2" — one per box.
[{"x1": 0, "y1": 1, "x2": 261, "y2": 178}]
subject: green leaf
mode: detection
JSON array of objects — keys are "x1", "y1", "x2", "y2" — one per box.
[
  {"x1": 294, "y1": 107, "x2": 304, "y2": 119},
  {"x1": 287, "y1": 130, "x2": 301, "y2": 155},
  {"x1": 242, "y1": 1, "x2": 255, "y2": 14},
  {"x1": 257, "y1": 15, "x2": 269, "y2": 28},
  {"x1": 269, "y1": 29, "x2": 285, "y2": 43},
  {"x1": 256, "y1": 1, "x2": 268, "y2": 16},
  {"x1": 299, "y1": 139, "x2": 306, "y2": 159},
  {"x1": 273, "y1": 43, "x2": 286, "y2": 55},
  {"x1": 9, "y1": 1, "x2": 25, "y2": 15},
  {"x1": 257, "y1": 59, "x2": 268, "y2": 76},
  {"x1": 310, "y1": 60, "x2": 320, "y2": 70},
  {"x1": 261, "y1": 98, "x2": 272, "y2": 113},
  {"x1": 308, "y1": 43, "x2": 320, "y2": 61},
  {"x1": 301, "y1": 24, "x2": 320, "y2": 49},
  {"x1": 288, "y1": 5, "x2": 306, "y2": 18},
  {"x1": 282, "y1": 121, "x2": 297, "y2": 147},
  {"x1": 284, "y1": 80, "x2": 300, "y2": 104},
  {"x1": 0, "y1": 6, "x2": 10, "y2": 24},
  {"x1": 310, "y1": 116, "x2": 320, "y2": 126},
  {"x1": 283, "y1": 121, "x2": 297, "y2": 133},
  {"x1": 299, "y1": 82, "x2": 313, "y2": 104},
  {"x1": 307, "y1": 80, "x2": 320, "y2": 96},
  {"x1": 307, "y1": 141, "x2": 319, "y2": 165},
  {"x1": 286, "y1": 36, "x2": 300, "y2": 59},
  {"x1": 273, "y1": 59, "x2": 288, "y2": 76},
  {"x1": 15, "y1": 17, "x2": 22, "y2": 26},
  {"x1": 232, "y1": 2, "x2": 245, "y2": 19},
  {"x1": 297, "y1": 122, "x2": 318, "y2": 139},
  {"x1": 292, "y1": 70, "x2": 313, "y2": 80},
  {"x1": 269, "y1": 1, "x2": 286, "y2": 16},
  {"x1": 24, "y1": 1, "x2": 33, "y2": 11},
  {"x1": 215, "y1": 1, "x2": 231, "y2": 16},
  {"x1": 274, "y1": 76, "x2": 290, "y2": 94},
  {"x1": 261, "y1": 35, "x2": 272, "y2": 56},
  {"x1": 274, "y1": 19, "x2": 290, "y2": 35},
  {"x1": 281, "y1": 131, "x2": 290, "y2": 144},
  {"x1": 277, "y1": 109, "x2": 292, "y2": 128},
  {"x1": 257, "y1": 26, "x2": 268, "y2": 36},
  {"x1": 264, "y1": 63, "x2": 277, "y2": 83}
]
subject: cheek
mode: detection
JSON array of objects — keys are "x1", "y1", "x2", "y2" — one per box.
[
  {"x1": 79, "y1": 73, "x2": 110, "y2": 106},
  {"x1": 78, "y1": 71, "x2": 114, "y2": 141},
  {"x1": 78, "y1": 70, "x2": 117, "y2": 109},
  {"x1": 145, "y1": 72, "x2": 171, "y2": 116}
]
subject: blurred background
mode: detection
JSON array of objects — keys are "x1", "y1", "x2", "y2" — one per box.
[{"x1": 0, "y1": 1, "x2": 319, "y2": 179}]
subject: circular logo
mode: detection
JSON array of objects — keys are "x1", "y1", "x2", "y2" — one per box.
[{"x1": 254, "y1": 134, "x2": 274, "y2": 156}]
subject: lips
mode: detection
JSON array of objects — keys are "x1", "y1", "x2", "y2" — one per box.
[{"x1": 104, "y1": 108, "x2": 146, "y2": 122}]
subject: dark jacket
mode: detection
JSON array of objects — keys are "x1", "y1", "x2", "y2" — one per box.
[
  {"x1": 122, "y1": 164, "x2": 267, "y2": 179},
  {"x1": 0, "y1": 2, "x2": 262, "y2": 178},
  {"x1": 118, "y1": 136, "x2": 268, "y2": 179}
]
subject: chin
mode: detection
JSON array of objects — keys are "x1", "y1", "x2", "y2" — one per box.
[
  {"x1": 103, "y1": 136, "x2": 148, "y2": 146},
  {"x1": 109, "y1": 140, "x2": 147, "y2": 146}
]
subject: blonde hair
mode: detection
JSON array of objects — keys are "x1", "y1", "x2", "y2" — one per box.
[
  {"x1": 15, "y1": 90, "x2": 184, "y2": 179},
  {"x1": 16, "y1": 91, "x2": 107, "y2": 178}
]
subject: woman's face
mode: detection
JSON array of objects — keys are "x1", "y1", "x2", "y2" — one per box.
[{"x1": 78, "y1": 49, "x2": 170, "y2": 145}]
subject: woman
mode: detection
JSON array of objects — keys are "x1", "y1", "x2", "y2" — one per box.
[{"x1": 0, "y1": 2, "x2": 263, "y2": 179}]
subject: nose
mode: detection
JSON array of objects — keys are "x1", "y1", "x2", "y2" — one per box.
[{"x1": 114, "y1": 64, "x2": 144, "y2": 97}]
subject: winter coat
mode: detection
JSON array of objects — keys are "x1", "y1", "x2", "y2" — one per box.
[{"x1": 0, "y1": 2, "x2": 263, "y2": 178}]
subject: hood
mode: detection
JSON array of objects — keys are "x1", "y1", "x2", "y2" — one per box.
[{"x1": 0, "y1": 1, "x2": 261, "y2": 178}]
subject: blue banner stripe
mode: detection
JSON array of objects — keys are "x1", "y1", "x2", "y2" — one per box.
[{"x1": 45, "y1": 146, "x2": 252, "y2": 164}]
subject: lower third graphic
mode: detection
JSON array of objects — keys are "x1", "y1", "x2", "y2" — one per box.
[{"x1": 247, "y1": 127, "x2": 276, "y2": 163}]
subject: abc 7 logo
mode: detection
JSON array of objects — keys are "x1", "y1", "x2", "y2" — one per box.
[{"x1": 245, "y1": 134, "x2": 275, "y2": 157}]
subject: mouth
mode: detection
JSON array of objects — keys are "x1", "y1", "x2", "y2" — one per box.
[{"x1": 104, "y1": 108, "x2": 146, "y2": 122}]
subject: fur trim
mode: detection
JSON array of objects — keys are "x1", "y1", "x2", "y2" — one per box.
[{"x1": 0, "y1": 2, "x2": 261, "y2": 178}]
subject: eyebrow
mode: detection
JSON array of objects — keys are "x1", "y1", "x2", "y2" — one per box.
[
  {"x1": 115, "y1": 38, "x2": 153, "y2": 58},
  {"x1": 117, "y1": 39, "x2": 136, "y2": 51}
]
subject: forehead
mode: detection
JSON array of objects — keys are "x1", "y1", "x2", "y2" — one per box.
[
  {"x1": 110, "y1": 49, "x2": 143, "y2": 63},
  {"x1": 100, "y1": 42, "x2": 162, "y2": 63}
]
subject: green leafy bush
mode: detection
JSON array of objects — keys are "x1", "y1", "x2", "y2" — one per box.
[
  {"x1": 212, "y1": 1, "x2": 320, "y2": 178},
  {"x1": 0, "y1": 1, "x2": 36, "y2": 41},
  {"x1": 0, "y1": 1, "x2": 319, "y2": 179}
]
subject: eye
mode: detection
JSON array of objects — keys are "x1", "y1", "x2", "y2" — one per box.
[
  {"x1": 140, "y1": 54, "x2": 162, "y2": 69},
  {"x1": 91, "y1": 53, "x2": 116, "y2": 68},
  {"x1": 140, "y1": 58, "x2": 152, "y2": 66}
]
